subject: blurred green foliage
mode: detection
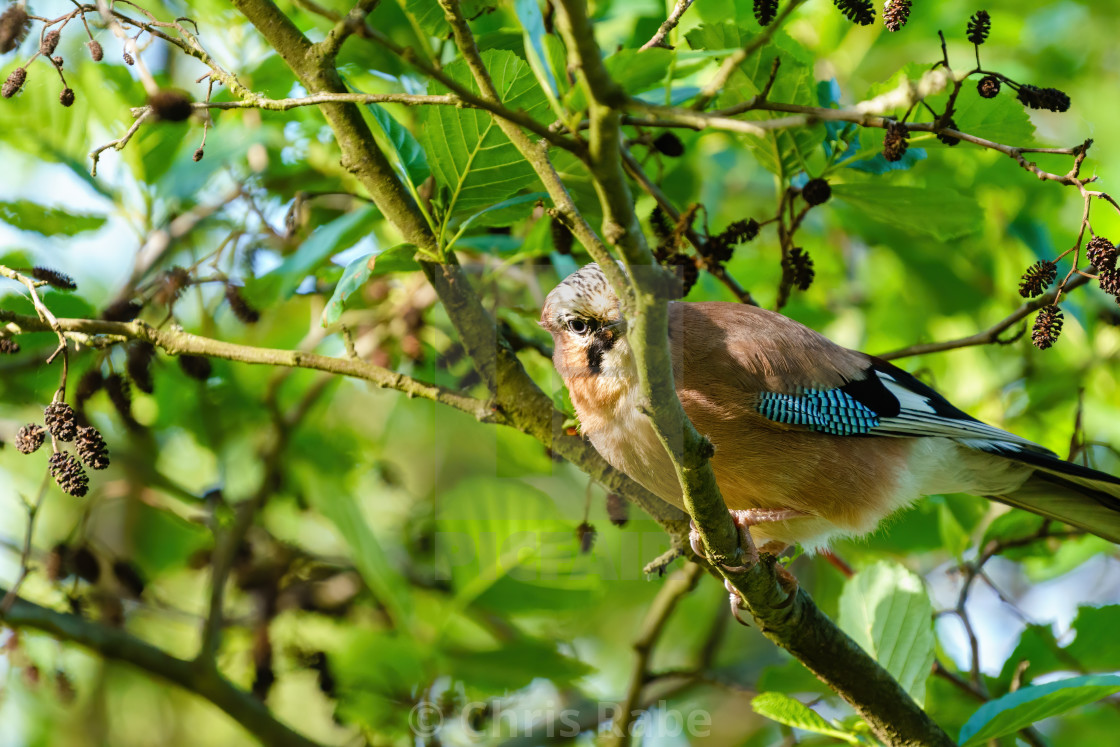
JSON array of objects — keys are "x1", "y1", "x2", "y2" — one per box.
[{"x1": 1, "y1": 0, "x2": 1119, "y2": 745}]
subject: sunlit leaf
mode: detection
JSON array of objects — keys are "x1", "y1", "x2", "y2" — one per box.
[{"x1": 959, "y1": 675, "x2": 1120, "y2": 746}]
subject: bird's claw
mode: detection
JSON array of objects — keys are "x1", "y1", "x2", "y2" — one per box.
[{"x1": 688, "y1": 510, "x2": 760, "y2": 571}]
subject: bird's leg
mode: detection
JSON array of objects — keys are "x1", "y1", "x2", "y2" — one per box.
[{"x1": 689, "y1": 508, "x2": 807, "y2": 622}]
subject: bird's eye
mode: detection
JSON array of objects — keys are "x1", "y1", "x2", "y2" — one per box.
[{"x1": 567, "y1": 319, "x2": 590, "y2": 335}]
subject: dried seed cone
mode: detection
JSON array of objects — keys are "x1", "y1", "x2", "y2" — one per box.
[
  {"x1": 834, "y1": 0, "x2": 875, "y2": 25},
  {"x1": 111, "y1": 560, "x2": 145, "y2": 596},
  {"x1": 0, "y1": 5, "x2": 30, "y2": 54},
  {"x1": 652, "y1": 132, "x2": 684, "y2": 157},
  {"x1": 105, "y1": 373, "x2": 138, "y2": 427},
  {"x1": 1087, "y1": 236, "x2": 1118, "y2": 271},
  {"x1": 75, "y1": 369, "x2": 105, "y2": 405},
  {"x1": 75, "y1": 425, "x2": 109, "y2": 470},
  {"x1": 40, "y1": 30, "x2": 61, "y2": 57},
  {"x1": 650, "y1": 206, "x2": 673, "y2": 244},
  {"x1": 882, "y1": 121, "x2": 909, "y2": 161},
  {"x1": 665, "y1": 253, "x2": 698, "y2": 296},
  {"x1": 1031, "y1": 305, "x2": 1063, "y2": 350},
  {"x1": 100, "y1": 299, "x2": 142, "y2": 322},
  {"x1": 44, "y1": 402, "x2": 78, "y2": 442},
  {"x1": 72, "y1": 546, "x2": 99, "y2": 582},
  {"x1": 606, "y1": 493, "x2": 629, "y2": 527},
  {"x1": 32, "y1": 267, "x2": 77, "y2": 290},
  {"x1": 576, "y1": 521, "x2": 596, "y2": 554},
  {"x1": 192, "y1": 147, "x2": 204, "y2": 162},
  {"x1": 0, "y1": 338, "x2": 18, "y2": 354},
  {"x1": 802, "y1": 178, "x2": 832, "y2": 206},
  {"x1": 1017, "y1": 85, "x2": 1071, "y2": 113},
  {"x1": 126, "y1": 342, "x2": 156, "y2": 394},
  {"x1": 2, "y1": 66, "x2": 26, "y2": 98},
  {"x1": 1100, "y1": 268, "x2": 1120, "y2": 298},
  {"x1": 59, "y1": 87, "x2": 74, "y2": 107},
  {"x1": 936, "y1": 117, "x2": 961, "y2": 146},
  {"x1": 225, "y1": 284, "x2": 260, "y2": 323},
  {"x1": 49, "y1": 452, "x2": 89, "y2": 497},
  {"x1": 1018, "y1": 260, "x2": 1056, "y2": 298},
  {"x1": 122, "y1": 51, "x2": 134, "y2": 66},
  {"x1": 46, "y1": 543, "x2": 69, "y2": 581},
  {"x1": 967, "y1": 10, "x2": 991, "y2": 44},
  {"x1": 86, "y1": 40, "x2": 103, "y2": 62},
  {"x1": 147, "y1": 90, "x2": 193, "y2": 122},
  {"x1": 179, "y1": 354, "x2": 212, "y2": 380},
  {"x1": 882, "y1": 0, "x2": 911, "y2": 32},
  {"x1": 15, "y1": 424, "x2": 45, "y2": 454},
  {"x1": 753, "y1": 0, "x2": 778, "y2": 25},
  {"x1": 550, "y1": 217, "x2": 574, "y2": 255},
  {"x1": 784, "y1": 247, "x2": 815, "y2": 291},
  {"x1": 977, "y1": 75, "x2": 1001, "y2": 98}
]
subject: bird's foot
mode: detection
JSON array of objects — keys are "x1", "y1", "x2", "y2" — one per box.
[{"x1": 690, "y1": 510, "x2": 805, "y2": 617}]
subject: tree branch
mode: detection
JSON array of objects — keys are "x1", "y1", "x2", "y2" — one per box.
[
  {"x1": 639, "y1": 0, "x2": 696, "y2": 52},
  {"x1": 0, "y1": 590, "x2": 325, "y2": 747}
]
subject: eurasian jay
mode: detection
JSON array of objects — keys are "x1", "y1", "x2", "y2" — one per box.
[{"x1": 540, "y1": 263, "x2": 1120, "y2": 557}]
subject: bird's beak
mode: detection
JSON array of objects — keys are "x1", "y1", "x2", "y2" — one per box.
[{"x1": 602, "y1": 318, "x2": 627, "y2": 339}]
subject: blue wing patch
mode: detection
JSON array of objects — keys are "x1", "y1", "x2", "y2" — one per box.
[{"x1": 757, "y1": 389, "x2": 880, "y2": 436}]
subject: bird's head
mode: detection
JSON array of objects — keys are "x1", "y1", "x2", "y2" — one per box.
[{"x1": 540, "y1": 263, "x2": 630, "y2": 380}]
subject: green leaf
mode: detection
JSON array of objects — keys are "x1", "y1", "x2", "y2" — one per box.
[
  {"x1": 953, "y1": 85, "x2": 1036, "y2": 146},
  {"x1": 515, "y1": 0, "x2": 558, "y2": 96},
  {"x1": 452, "y1": 192, "x2": 546, "y2": 241},
  {"x1": 846, "y1": 147, "x2": 928, "y2": 174},
  {"x1": 369, "y1": 242, "x2": 420, "y2": 276},
  {"x1": 421, "y1": 50, "x2": 550, "y2": 219},
  {"x1": 246, "y1": 204, "x2": 378, "y2": 307},
  {"x1": 686, "y1": 24, "x2": 821, "y2": 177},
  {"x1": 0, "y1": 200, "x2": 105, "y2": 236},
  {"x1": 751, "y1": 692, "x2": 860, "y2": 743},
  {"x1": 959, "y1": 675, "x2": 1120, "y2": 746},
  {"x1": 321, "y1": 252, "x2": 374, "y2": 327},
  {"x1": 1064, "y1": 605, "x2": 1120, "y2": 672},
  {"x1": 565, "y1": 49, "x2": 674, "y2": 111},
  {"x1": 832, "y1": 184, "x2": 984, "y2": 241},
  {"x1": 406, "y1": 0, "x2": 495, "y2": 37},
  {"x1": 302, "y1": 468, "x2": 412, "y2": 627},
  {"x1": 838, "y1": 560, "x2": 935, "y2": 705},
  {"x1": 436, "y1": 477, "x2": 600, "y2": 613},
  {"x1": 366, "y1": 102, "x2": 430, "y2": 188}
]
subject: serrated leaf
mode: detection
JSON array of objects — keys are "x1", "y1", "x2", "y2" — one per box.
[
  {"x1": 421, "y1": 50, "x2": 549, "y2": 218},
  {"x1": 0, "y1": 200, "x2": 105, "y2": 236},
  {"x1": 367, "y1": 102, "x2": 430, "y2": 188},
  {"x1": 751, "y1": 692, "x2": 860, "y2": 743},
  {"x1": 246, "y1": 204, "x2": 378, "y2": 307},
  {"x1": 959, "y1": 675, "x2": 1120, "y2": 746},
  {"x1": 832, "y1": 183, "x2": 984, "y2": 241},
  {"x1": 321, "y1": 252, "x2": 374, "y2": 327},
  {"x1": 838, "y1": 560, "x2": 935, "y2": 705},
  {"x1": 953, "y1": 86, "x2": 1036, "y2": 146}
]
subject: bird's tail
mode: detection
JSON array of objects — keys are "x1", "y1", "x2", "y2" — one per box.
[{"x1": 992, "y1": 454, "x2": 1120, "y2": 544}]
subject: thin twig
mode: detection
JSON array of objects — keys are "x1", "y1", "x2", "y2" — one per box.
[{"x1": 640, "y1": 0, "x2": 696, "y2": 51}]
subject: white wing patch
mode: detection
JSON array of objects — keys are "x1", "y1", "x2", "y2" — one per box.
[{"x1": 872, "y1": 372, "x2": 1054, "y2": 454}]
